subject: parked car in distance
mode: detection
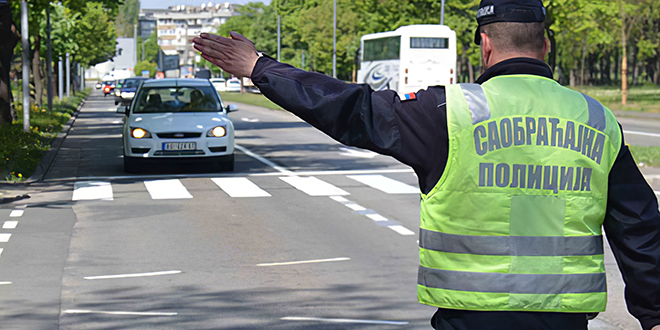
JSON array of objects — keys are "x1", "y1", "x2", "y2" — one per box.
[
  {"x1": 102, "y1": 80, "x2": 115, "y2": 96},
  {"x1": 95, "y1": 82, "x2": 102, "y2": 89},
  {"x1": 225, "y1": 78, "x2": 241, "y2": 92},
  {"x1": 120, "y1": 78, "x2": 238, "y2": 173},
  {"x1": 114, "y1": 77, "x2": 149, "y2": 106},
  {"x1": 210, "y1": 78, "x2": 226, "y2": 92}
]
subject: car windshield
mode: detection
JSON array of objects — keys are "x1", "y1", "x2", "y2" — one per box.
[{"x1": 133, "y1": 86, "x2": 222, "y2": 113}]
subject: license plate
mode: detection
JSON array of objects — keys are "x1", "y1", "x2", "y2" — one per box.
[{"x1": 163, "y1": 142, "x2": 196, "y2": 151}]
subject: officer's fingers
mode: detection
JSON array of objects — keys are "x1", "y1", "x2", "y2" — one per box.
[{"x1": 229, "y1": 31, "x2": 254, "y2": 45}]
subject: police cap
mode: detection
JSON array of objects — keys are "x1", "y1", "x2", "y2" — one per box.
[{"x1": 474, "y1": 0, "x2": 546, "y2": 45}]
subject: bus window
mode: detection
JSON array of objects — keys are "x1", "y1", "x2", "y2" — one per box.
[
  {"x1": 363, "y1": 36, "x2": 401, "y2": 61},
  {"x1": 410, "y1": 37, "x2": 449, "y2": 49}
]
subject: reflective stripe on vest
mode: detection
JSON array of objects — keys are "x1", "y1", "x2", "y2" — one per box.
[{"x1": 420, "y1": 228, "x2": 604, "y2": 256}]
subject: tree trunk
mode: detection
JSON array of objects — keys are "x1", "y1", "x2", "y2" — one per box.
[
  {"x1": 580, "y1": 42, "x2": 587, "y2": 86},
  {"x1": 468, "y1": 60, "x2": 474, "y2": 84},
  {"x1": 32, "y1": 35, "x2": 42, "y2": 106},
  {"x1": 0, "y1": 3, "x2": 19, "y2": 125}
]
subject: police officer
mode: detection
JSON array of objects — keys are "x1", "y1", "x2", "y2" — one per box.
[{"x1": 193, "y1": 0, "x2": 660, "y2": 329}]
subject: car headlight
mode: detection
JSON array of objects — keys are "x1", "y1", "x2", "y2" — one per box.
[
  {"x1": 131, "y1": 127, "x2": 152, "y2": 139},
  {"x1": 207, "y1": 126, "x2": 226, "y2": 137}
]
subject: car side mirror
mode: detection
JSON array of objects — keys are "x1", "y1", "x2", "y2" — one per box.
[
  {"x1": 117, "y1": 105, "x2": 129, "y2": 115},
  {"x1": 226, "y1": 104, "x2": 238, "y2": 112}
]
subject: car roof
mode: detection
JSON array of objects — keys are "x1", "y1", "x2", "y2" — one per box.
[{"x1": 141, "y1": 78, "x2": 212, "y2": 88}]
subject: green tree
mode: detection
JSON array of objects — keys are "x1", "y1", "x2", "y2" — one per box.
[
  {"x1": 137, "y1": 31, "x2": 159, "y2": 64},
  {"x1": 134, "y1": 60, "x2": 158, "y2": 78}
]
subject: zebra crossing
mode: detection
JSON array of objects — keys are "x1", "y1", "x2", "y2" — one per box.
[{"x1": 71, "y1": 174, "x2": 419, "y2": 201}]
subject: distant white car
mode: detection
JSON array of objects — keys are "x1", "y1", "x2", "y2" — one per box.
[
  {"x1": 121, "y1": 78, "x2": 238, "y2": 173},
  {"x1": 225, "y1": 79, "x2": 241, "y2": 92},
  {"x1": 210, "y1": 78, "x2": 226, "y2": 92}
]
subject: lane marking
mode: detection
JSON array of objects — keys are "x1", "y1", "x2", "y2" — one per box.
[
  {"x1": 366, "y1": 213, "x2": 388, "y2": 222},
  {"x1": 251, "y1": 168, "x2": 414, "y2": 177},
  {"x1": 282, "y1": 316, "x2": 408, "y2": 325},
  {"x1": 211, "y1": 177, "x2": 271, "y2": 197},
  {"x1": 345, "y1": 203, "x2": 366, "y2": 211},
  {"x1": 84, "y1": 270, "x2": 182, "y2": 280},
  {"x1": 0, "y1": 281, "x2": 11, "y2": 285},
  {"x1": 64, "y1": 309, "x2": 177, "y2": 316},
  {"x1": 72, "y1": 181, "x2": 114, "y2": 201},
  {"x1": 624, "y1": 130, "x2": 660, "y2": 138},
  {"x1": 241, "y1": 117, "x2": 259, "y2": 122},
  {"x1": 339, "y1": 147, "x2": 377, "y2": 158},
  {"x1": 9, "y1": 210, "x2": 24, "y2": 217},
  {"x1": 280, "y1": 176, "x2": 349, "y2": 196},
  {"x1": 3, "y1": 221, "x2": 18, "y2": 229},
  {"x1": 235, "y1": 144, "x2": 294, "y2": 175},
  {"x1": 388, "y1": 225, "x2": 415, "y2": 236},
  {"x1": 144, "y1": 180, "x2": 192, "y2": 199},
  {"x1": 257, "y1": 257, "x2": 350, "y2": 267},
  {"x1": 0, "y1": 248, "x2": 3, "y2": 256},
  {"x1": 347, "y1": 174, "x2": 419, "y2": 194},
  {"x1": 0, "y1": 234, "x2": 11, "y2": 243},
  {"x1": 330, "y1": 196, "x2": 349, "y2": 203}
]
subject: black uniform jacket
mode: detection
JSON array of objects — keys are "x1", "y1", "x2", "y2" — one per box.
[{"x1": 251, "y1": 56, "x2": 660, "y2": 330}]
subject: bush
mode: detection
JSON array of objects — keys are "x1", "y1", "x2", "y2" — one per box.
[{"x1": 1, "y1": 89, "x2": 89, "y2": 181}]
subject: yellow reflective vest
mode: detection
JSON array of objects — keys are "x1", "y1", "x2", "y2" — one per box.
[{"x1": 418, "y1": 75, "x2": 622, "y2": 312}]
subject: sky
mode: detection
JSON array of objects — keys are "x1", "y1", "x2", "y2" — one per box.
[{"x1": 140, "y1": 0, "x2": 270, "y2": 9}]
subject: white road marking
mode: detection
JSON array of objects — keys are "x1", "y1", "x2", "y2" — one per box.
[
  {"x1": 72, "y1": 181, "x2": 114, "y2": 201},
  {"x1": 3, "y1": 221, "x2": 18, "y2": 229},
  {"x1": 338, "y1": 147, "x2": 377, "y2": 158},
  {"x1": 624, "y1": 130, "x2": 660, "y2": 138},
  {"x1": 0, "y1": 281, "x2": 11, "y2": 285},
  {"x1": 345, "y1": 203, "x2": 366, "y2": 211},
  {"x1": 211, "y1": 177, "x2": 271, "y2": 197},
  {"x1": 64, "y1": 309, "x2": 177, "y2": 316},
  {"x1": 235, "y1": 144, "x2": 294, "y2": 175},
  {"x1": 0, "y1": 248, "x2": 3, "y2": 256},
  {"x1": 282, "y1": 316, "x2": 408, "y2": 325},
  {"x1": 0, "y1": 234, "x2": 11, "y2": 242},
  {"x1": 144, "y1": 180, "x2": 192, "y2": 199},
  {"x1": 366, "y1": 213, "x2": 388, "y2": 222},
  {"x1": 9, "y1": 210, "x2": 23, "y2": 217},
  {"x1": 257, "y1": 257, "x2": 350, "y2": 267},
  {"x1": 347, "y1": 174, "x2": 419, "y2": 194},
  {"x1": 388, "y1": 225, "x2": 415, "y2": 236},
  {"x1": 241, "y1": 117, "x2": 259, "y2": 122},
  {"x1": 280, "y1": 176, "x2": 349, "y2": 196},
  {"x1": 330, "y1": 196, "x2": 349, "y2": 203},
  {"x1": 84, "y1": 270, "x2": 182, "y2": 280}
]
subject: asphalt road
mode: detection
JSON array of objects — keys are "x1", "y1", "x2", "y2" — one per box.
[{"x1": 0, "y1": 88, "x2": 658, "y2": 329}]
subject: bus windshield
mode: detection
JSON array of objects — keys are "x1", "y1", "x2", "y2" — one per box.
[{"x1": 363, "y1": 36, "x2": 400, "y2": 61}]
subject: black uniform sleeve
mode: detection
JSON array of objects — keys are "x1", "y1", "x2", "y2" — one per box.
[
  {"x1": 603, "y1": 135, "x2": 660, "y2": 330},
  {"x1": 251, "y1": 56, "x2": 448, "y2": 194}
]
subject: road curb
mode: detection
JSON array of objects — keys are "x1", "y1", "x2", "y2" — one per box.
[{"x1": 26, "y1": 99, "x2": 86, "y2": 183}]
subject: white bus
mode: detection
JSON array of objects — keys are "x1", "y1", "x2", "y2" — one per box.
[{"x1": 357, "y1": 25, "x2": 457, "y2": 99}]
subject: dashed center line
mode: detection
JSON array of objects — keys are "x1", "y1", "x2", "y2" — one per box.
[
  {"x1": 282, "y1": 316, "x2": 409, "y2": 325},
  {"x1": 84, "y1": 270, "x2": 182, "y2": 280},
  {"x1": 0, "y1": 234, "x2": 11, "y2": 243},
  {"x1": 257, "y1": 257, "x2": 350, "y2": 267},
  {"x1": 3, "y1": 221, "x2": 18, "y2": 229}
]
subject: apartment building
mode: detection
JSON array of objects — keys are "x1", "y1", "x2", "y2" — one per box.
[{"x1": 140, "y1": 2, "x2": 238, "y2": 76}]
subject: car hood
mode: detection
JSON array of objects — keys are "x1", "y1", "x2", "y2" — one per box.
[{"x1": 127, "y1": 112, "x2": 232, "y2": 133}]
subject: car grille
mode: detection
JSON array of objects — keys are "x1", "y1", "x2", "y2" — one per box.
[
  {"x1": 154, "y1": 150, "x2": 205, "y2": 156},
  {"x1": 131, "y1": 147, "x2": 151, "y2": 154},
  {"x1": 156, "y1": 132, "x2": 202, "y2": 138},
  {"x1": 209, "y1": 147, "x2": 227, "y2": 153}
]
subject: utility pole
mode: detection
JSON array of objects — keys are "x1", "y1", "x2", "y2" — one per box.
[
  {"x1": 332, "y1": 0, "x2": 337, "y2": 78},
  {"x1": 21, "y1": 0, "x2": 29, "y2": 132},
  {"x1": 66, "y1": 53, "x2": 70, "y2": 98},
  {"x1": 277, "y1": 15, "x2": 281, "y2": 61},
  {"x1": 58, "y1": 58, "x2": 63, "y2": 100},
  {"x1": 46, "y1": 3, "x2": 53, "y2": 112},
  {"x1": 441, "y1": 0, "x2": 446, "y2": 25}
]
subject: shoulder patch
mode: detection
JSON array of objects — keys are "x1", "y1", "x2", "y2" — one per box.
[{"x1": 403, "y1": 92, "x2": 417, "y2": 101}]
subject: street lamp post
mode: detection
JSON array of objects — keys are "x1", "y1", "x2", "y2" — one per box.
[
  {"x1": 332, "y1": 0, "x2": 336, "y2": 78},
  {"x1": 21, "y1": 0, "x2": 29, "y2": 132}
]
